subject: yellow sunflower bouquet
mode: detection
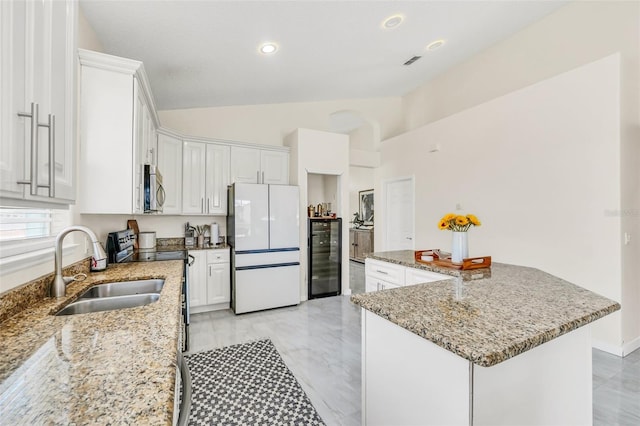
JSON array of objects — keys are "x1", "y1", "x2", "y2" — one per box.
[{"x1": 438, "y1": 213, "x2": 481, "y2": 232}]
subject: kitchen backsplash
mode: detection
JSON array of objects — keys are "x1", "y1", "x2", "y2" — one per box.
[{"x1": 0, "y1": 257, "x2": 91, "y2": 324}]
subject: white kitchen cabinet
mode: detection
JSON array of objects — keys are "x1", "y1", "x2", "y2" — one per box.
[
  {"x1": 190, "y1": 248, "x2": 230, "y2": 312},
  {"x1": 0, "y1": 0, "x2": 77, "y2": 205},
  {"x1": 230, "y1": 146, "x2": 289, "y2": 185},
  {"x1": 182, "y1": 140, "x2": 229, "y2": 215},
  {"x1": 188, "y1": 250, "x2": 207, "y2": 308},
  {"x1": 156, "y1": 130, "x2": 182, "y2": 214},
  {"x1": 364, "y1": 257, "x2": 452, "y2": 292},
  {"x1": 206, "y1": 249, "x2": 231, "y2": 305},
  {"x1": 78, "y1": 49, "x2": 159, "y2": 214}
]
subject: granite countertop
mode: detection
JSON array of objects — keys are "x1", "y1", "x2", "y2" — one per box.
[
  {"x1": 368, "y1": 250, "x2": 492, "y2": 280},
  {"x1": 0, "y1": 261, "x2": 183, "y2": 425},
  {"x1": 351, "y1": 256, "x2": 620, "y2": 367}
]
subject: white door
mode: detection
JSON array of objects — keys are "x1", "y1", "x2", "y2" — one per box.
[
  {"x1": 181, "y1": 141, "x2": 206, "y2": 214},
  {"x1": 205, "y1": 144, "x2": 230, "y2": 215},
  {"x1": 269, "y1": 185, "x2": 299, "y2": 249},
  {"x1": 230, "y1": 146, "x2": 260, "y2": 184},
  {"x1": 261, "y1": 150, "x2": 289, "y2": 185},
  {"x1": 233, "y1": 183, "x2": 269, "y2": 251},
  {"x1": 157, "y1": 133, "x2": 182, "y2": 214},
  {"x1": 384, "y1": 177, "x2": 414, "y2": 250}
]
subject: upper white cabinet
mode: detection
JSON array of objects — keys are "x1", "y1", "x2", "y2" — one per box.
[
  {"x1": 0, "y1": 0, "x2": 77, "y2": 205},
  {"x1": 230, "y1": 146, "x2": 289, "y2": 185},
  {"x1": 182, "y1": 140, "x2": 229, "y2": 215},
  {"x1": 77, "y1": 49, "x2": 159, "y2": 214},
  {"x1": 156, "y1": 130, "x2": 182, "y2": 214}
]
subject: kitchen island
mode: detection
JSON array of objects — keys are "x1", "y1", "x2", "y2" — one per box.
[
  {"x1": 0, "y1": 260, "x2": 184, "y2": 425},
  {"x1": 351, "y1": 252, "x2": 620, "y2": 425}
]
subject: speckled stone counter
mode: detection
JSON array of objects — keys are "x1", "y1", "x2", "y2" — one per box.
[
  {"x1": 351, "y1": 260, "x2": 620, "y2": 367},
  {"x1": 0, "y1": 260, "x2": 183, "y2": 424},
  {"x1": 368, "y1": 249, "x2": 492, "y2": 280}
]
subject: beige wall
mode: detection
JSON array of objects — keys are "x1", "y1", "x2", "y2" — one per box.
[
  {"x1": 400, "y1": 0, "x2": 639, "y2": 354},
  {"x1": 378, "y1": 54, "x2": 623, "y2": 350},
  {"x1": 158, "y1": 97, "x2": 403, "y2": 147},
  {"x1": 285, "y1": 129, "x2": 350, "y2": 299}
]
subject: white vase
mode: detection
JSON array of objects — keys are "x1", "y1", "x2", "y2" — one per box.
[{"x1": 451, "y1": 231, "x2": 468, "y2": 263}]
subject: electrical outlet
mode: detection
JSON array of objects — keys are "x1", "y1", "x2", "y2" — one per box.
[
  {"x1": 456, "y1": 203, "x2": 463, "y2": 211},
  {"x1": 624, "y1": 232, "x2": 632, "y2": 245}
]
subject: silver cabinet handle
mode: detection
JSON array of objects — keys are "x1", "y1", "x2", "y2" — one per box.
[
  {"x1": 47, "y1": 114, "x2": 55, "y2": 198},
  {"x1": 17, "y1": 103, "x2": 39, "y2": 195},
  {"x1": 406, "y1": 237, "x2": 412, "y2": 240},
  {"x1": 201, "y1": 197, "x2": 204, "y2": 213},
  {"x1": 376, "y1": 269, "x2": 388, "y2": 275},
  {"x1": 207, "y1": 197, "x2": 210, "y2": 214},
  {"x1": 256, "y1": 170, "x2": 260, "y2": 183},
  {"x1": 262, "y1": 171, "x2": 265, "y2": 184}
]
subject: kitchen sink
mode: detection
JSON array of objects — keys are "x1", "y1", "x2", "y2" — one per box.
[
  {"x1": 55, "y1": 293, "x2": 161, "y2": 316},
  {"x1": 77, "y1": 279, "x2": 165, "y2": 299}
]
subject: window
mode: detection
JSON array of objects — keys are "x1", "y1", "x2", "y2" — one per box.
[{"x1": 0, "y1": 207, "x2": 71, "y2": 258}]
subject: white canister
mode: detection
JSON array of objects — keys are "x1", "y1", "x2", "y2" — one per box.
[
  {"x1": 138, "y1": 232, "x2": 156, "y2": 249},
  {"x1": 210, "y1": 223, "x2": 219, "y2": 245}
]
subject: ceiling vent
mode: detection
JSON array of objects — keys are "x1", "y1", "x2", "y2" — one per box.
[{"x1": 403, "y1": 55, "x2": 422, "y2": 66}]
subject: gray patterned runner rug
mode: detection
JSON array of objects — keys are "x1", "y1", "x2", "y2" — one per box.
[{"x1": 184, "y1": 339, "x2": 325, "y2": 425}]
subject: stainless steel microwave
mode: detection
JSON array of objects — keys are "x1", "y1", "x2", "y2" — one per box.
[{"x1": 143, "y1": 164, "x2": 165, "y2": 213}]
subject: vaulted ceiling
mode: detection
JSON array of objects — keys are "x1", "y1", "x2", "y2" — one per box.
[{"x1": 80, "y1": 0, "x2": 567, "y2": 110}]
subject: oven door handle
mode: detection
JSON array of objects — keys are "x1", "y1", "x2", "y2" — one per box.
[{"x1": 187, "y1": 254, "x2": 195, "y2": 267}]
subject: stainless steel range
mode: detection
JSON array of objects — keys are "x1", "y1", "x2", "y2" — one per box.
[{"x1": 106, "y1": 229, "x2": 191, "y2": 351}]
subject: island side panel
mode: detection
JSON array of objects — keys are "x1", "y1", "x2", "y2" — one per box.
[
  {"x1": 473, "y1": 325, "x2": 592, "y2": 426},
  {"x1": 362, "y1": 310, "x2": 470, "y2": 426}
]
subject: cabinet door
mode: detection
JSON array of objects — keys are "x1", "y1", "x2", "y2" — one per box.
[
  {"x1": 365, "y1": 276, "x2": 400, "y2": 293},
  {"x1": 0, "y1": 0, "x2": 27, "y2": 198},
  {"x1": 206, "y1": 262, "x2": 230, "y2": 305},
  {"x1": 349, "y1": 229, "x2": 356, "y2": 260},
  {"x1": 157, "y1": 133, "x2": 182, "y2": 214},
  {"x1": 205, "y1": 144, "x2": 229, "y2": 215},
  {"x1": 1, "y1": 0, "x2": 76, "y2": 203},
  {"x1": 230, "y1": 146, "x2": 260, "y2": 184},
  {"x1": 260, "y1": 150, "x2": 289, "y2": 185},
  {"x1": 188, "y1": 251, "x2": 207, "y2": 308},
  {"x1": 181, "y1": 141, "x2": 206, "y2": 214},
  {"x1": 355, "y1": 230, "x2": 373, "y2": 261}
]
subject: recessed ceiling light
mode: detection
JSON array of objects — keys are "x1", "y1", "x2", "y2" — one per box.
[
  {"x1": 259, "y1": 43, "x2": 278, "y2": 54},
  {"x1": 426, "y1": 39, "x2": 446, "y2": 51},
  {"x1": 382, "y1": 14, "x2": 404, "y2": 29}
]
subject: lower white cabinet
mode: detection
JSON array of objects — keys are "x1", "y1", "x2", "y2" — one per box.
[
  {"x1": 364, "y1": 258, "x2": 452, "y2": 292},
  {"x1": 189, "y1": 248, "x2": 230, "y2": 312}
]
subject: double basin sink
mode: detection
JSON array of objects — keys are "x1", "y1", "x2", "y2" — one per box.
[{"x1": 56, "y1": 279, "x2": 164, "y2": 316}]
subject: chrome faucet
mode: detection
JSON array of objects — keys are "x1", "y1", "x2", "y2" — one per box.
[{"x1": 52, "y1": 226, "x2": 107, "y2": 298}]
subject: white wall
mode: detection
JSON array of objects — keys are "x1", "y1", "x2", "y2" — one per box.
[
  {"x1": 158, "y1": 97, "x2": 403, "y2": 147},
  {"x1": 400, "y1": 0, "x2": 639, "y2": 354},
  {"x1": 377, "y1": 54, "x2": 622, "y2": 349},
  {"x1": 285, "y1": 129, "x2": 350, "y2": 299}
]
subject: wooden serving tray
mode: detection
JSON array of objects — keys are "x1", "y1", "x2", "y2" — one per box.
[{"x1": 414, "y1": 249, "x2": 491, "y2": 270}]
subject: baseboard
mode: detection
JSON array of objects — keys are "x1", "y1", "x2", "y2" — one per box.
[
  {"x1": 623, "y1": 336, "x2": 640, "y2": 356},
  {"x1": 592, "y1": 339, "x2": 623, "y2": 356}
]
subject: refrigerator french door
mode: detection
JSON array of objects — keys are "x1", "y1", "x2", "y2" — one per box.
[
  {"x1": 227, "y1": 183, "x2": 300, "y2": 314},
  {"x1": 308, "y1": 218, "x2": 342, "y2": 299}
]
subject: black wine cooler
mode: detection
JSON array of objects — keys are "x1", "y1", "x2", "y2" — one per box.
[{"x1": 308, "y1": 218, "x2": 342, "y2": 299}]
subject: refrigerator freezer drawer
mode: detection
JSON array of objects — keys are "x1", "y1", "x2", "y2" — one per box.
[
  {"x1": 234, "y1": 264, "x2": 300, "y2": 314},
  {"x1": 235, "y1": 250, "x2": 299, "y2": 267}
]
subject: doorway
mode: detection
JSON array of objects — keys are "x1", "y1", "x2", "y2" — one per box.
[{"x1": 383, "y1": 176, "x2": 415, "y2": 250}]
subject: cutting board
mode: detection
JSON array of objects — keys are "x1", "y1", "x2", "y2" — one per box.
[{"x1": 127, "y1": 219, "x2": 139, "y2": 249}]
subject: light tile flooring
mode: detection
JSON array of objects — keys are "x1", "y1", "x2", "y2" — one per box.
[{"x1": 188, "y1": 263, "x2": 640, "y2": 425}]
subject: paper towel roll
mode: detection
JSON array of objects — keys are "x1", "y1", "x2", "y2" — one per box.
[{"x1": 211, "y1": 223, "x2": 219, "y2": 245}]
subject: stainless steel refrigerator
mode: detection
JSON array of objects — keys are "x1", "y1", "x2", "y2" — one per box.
[{"x1": 308, "y1": 218, "x2": 342, "y2": 299}]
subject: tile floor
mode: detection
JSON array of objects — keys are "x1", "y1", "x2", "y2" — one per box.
[{"x1": 188, "y1": 263, "x2": 640, "y2": 425}]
